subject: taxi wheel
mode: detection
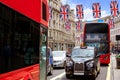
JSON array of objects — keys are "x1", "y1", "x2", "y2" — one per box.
[{"x1": 66, "y1": 74, "x2": 73, "y2": 79}]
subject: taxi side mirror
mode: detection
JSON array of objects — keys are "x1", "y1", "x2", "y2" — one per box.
[
  {"x1": 95, "y1": 54, "x2": 100, "y2": 58},
  {"x1": 66, "y1": 54, "x2": 71, "y2": 57}
]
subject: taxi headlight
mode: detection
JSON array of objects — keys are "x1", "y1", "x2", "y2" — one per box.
[{"x1": 86, "y1": 61, "x2": 94, "y2": 68}]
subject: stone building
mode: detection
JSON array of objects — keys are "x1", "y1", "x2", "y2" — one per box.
[
  {"x1": 110, "y1": 14, "x2": 120, "y2": 49},
  {"x1": 48, "y1": 0, "x2": 75, "y2": 51}
]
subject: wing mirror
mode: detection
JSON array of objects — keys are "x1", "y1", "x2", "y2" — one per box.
[
  {"x1": 95, "y1": 54, "x2": 100, "y2": 58},
  {"x1": 66, "y1": 54, "x2": 71, "y2": 57}
]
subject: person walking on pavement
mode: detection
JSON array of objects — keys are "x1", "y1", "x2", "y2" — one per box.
[{"x1": 66, "y1": 47, "x2": 72, "y2": 57}]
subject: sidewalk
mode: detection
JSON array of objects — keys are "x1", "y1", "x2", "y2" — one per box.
[{"x1": 110, "y1": 54, "x2": 120, "y2": 80}]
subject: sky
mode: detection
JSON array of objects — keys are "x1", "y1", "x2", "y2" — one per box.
[{"x1": 61, "y1": 0, "x2": 120, "y2": 21}]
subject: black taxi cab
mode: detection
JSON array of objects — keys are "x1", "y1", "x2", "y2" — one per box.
[{"x1": 65, "y1": 46, "x2": 100, "y2": 79}]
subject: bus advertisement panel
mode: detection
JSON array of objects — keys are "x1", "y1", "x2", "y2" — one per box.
[{"x1": 84, "y1": 23, "x2": 110, "y2": 64}]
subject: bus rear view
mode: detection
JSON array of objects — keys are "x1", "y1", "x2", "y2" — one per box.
[{"x1": 84, "y1": 23, "x2": 110, "y2": 65}]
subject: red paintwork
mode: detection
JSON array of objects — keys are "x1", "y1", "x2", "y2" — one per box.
[
  {"x1": 0, "y1": 64, "x2": 39, "y2": 80},
  {"x1": 100, "y1": 54, "x2": 110, "y2": 64},
  {"x1": 100, "y1": 23, "x2": 110, "y2": 64},
  {"x1": 1, "y1": 0, "x2": 48, "y2": 27}
]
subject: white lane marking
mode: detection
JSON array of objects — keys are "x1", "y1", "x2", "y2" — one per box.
[
  {"x1": 50, "y1": 72, "x2": 65, "y2": 80},
  {"x1": 106, "y1": 63, "x2": 110, "y2": 80}
]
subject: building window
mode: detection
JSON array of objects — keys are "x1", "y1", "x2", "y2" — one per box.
[
  {"x1": 49, "y1": 31, "x2": 51, "y2": 37},
  {"x1": 42, "y1": 2, "x2": 47, "y2": 21}
]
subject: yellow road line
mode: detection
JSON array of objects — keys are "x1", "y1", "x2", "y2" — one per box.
[
  {"x1": 50, "y1": 72, "x2": 65, "y2": 80},
  {"x1": 106, "y1": 63, "x2": 111, "y2": 80}
]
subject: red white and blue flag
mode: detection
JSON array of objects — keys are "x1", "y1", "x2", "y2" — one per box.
[
  {"x1": 76, "y1": 5, "x2": 84, "y2": 19},
  {"x1": 76, "y1": 34, "x2": 80, "y2": 44},
  {"x1": 76, "y1": 21, "x2": 82, "y2": 31},
  {"x1": 92, "y1": 3, "x2": 101, "y2": 18},
  {"x1": 110, "y1": 1, "x2": 119, "y2": 17},
  {"x1": 65, "y1": 21, "x2": 71, "y2": 31},
  {"x1": 108, "y1": 18, "x2": 114, "y2": 29},
  {"x1": 76, "y1": 34, "x2": 83, "y2": 43},
  {"x1": 60, "y1": 5, "x2": 69, "y2": 21},
  {"x1": 49, "y1": 6, "x2": 52, "y2": 20},
  {"x1": 80, "y1": 34, "x2": 83, "y2": 41}
]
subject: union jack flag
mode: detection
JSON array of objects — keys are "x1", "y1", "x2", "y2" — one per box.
[
  {"x1": 49, "y1": 6, "x2": 52, "y2": 20},
  {"x1": 80, "y1": 34, "x2": 84, "y2": 41},
  {"x1": 65, "y1": 21, "x2": 71, "y2": 31},
  {"x1": 76, "y1": 34, "x2": 83, "y2": 44},
  {"x1": 92, "y1": 3, "x2": 101, "y2": 18},
  {"x1": 76, "y1": 21, "x2": 82, "y2": 31},
  {"x1": 110, "y1": 1, "x2": 119, "y2": 17},
  {"x1": 76, "y1": 5, "x2": 84, "y2": 19},
  {"x1": 108, "y1": 18, "x2": 114, "y2": 29},
  {"x1": 60, "y1": 4, "x2": 70, "y2": 21},
  {"x1": 76, "y1": 35, "x2": 80, "y2": 44}
]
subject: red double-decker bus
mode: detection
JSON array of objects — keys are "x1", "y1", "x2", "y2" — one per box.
[
  {"x1": 84, "y1": 23, "x2": 110, "y2": 65},
  {"x1": 0, "y1": 0, "x2": 48, "y2": 80}
]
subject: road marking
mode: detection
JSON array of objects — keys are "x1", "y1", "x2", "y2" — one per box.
[
  {"x1": 106, "y1": 63, "x2": 111, "y2": 80},
  {"x1": 50, "y1": 72, "x2": 65, "y2": 80}
]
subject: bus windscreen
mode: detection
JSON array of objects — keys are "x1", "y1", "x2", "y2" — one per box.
[{"x1": 84, "y1": 23, "x2": 110, "y2": 64}]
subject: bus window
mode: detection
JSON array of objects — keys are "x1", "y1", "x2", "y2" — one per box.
[
  {"x1": 86, "y1": 42, "x2": 109, "y2": 54},
  {"x1": 0, "y1": 3, "x2": 39, "y2": 75}
]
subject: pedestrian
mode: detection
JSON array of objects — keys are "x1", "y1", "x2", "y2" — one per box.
[
  {"x1": 112, "y1": 46, "x2": 115, "y2": 54},
  {"x1": 66, "y1": 47, "x2": 72, "y2": 57},
  {"x1": 48, "y1": 46, "x2": 53, "y2": 64}
]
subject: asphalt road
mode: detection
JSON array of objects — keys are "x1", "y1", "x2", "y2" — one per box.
[{"x1": 47, "y1": 65, "x2": 109, "y2": 80}]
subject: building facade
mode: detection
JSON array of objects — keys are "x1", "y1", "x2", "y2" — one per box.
[
  {"x1": 48, "y1": 0, "x2": 75, "y2": 51},
  {"x1": 110, "y1": 14, "x2": 120, "y2": 49}
]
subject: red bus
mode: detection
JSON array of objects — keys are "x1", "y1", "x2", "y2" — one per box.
[
  {"x1": 0, "y1": 0, "x2": 49, "y2": 80},
  {"x1": 84, "y1": 23, "x2": 110, "y2": 64}
]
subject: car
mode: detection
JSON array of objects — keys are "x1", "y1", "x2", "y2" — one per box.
[
  {"x1": 65, "y1": 46, "x2": 100, "y2": 79},
  {"x1": 52, "y1": 51, "x2": 66, "y2": 68},
  {"x1": 41, "y1": 46, "x2": 53, "y2": 75}
]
